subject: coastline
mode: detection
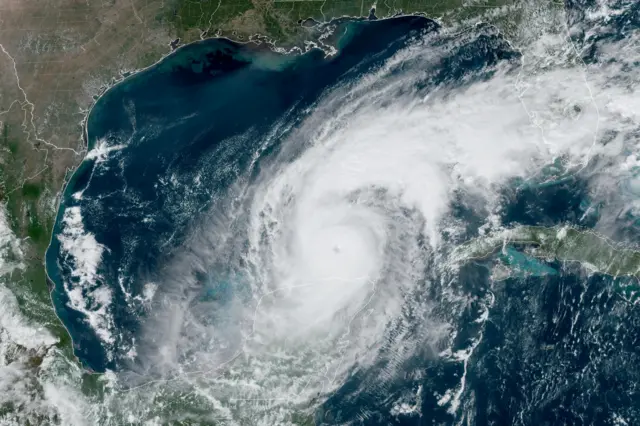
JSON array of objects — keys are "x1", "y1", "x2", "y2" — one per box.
[{"x1": 43, "y1": 13, "x2": 442, "y2": 375}]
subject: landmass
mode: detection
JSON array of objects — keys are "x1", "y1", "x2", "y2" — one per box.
[
  {"x1": 0, "y1": 0, "x2": 521, "y2": 345},
  {"x1": 0, "y1": 0, "x2": 555, "y2": 422},
  {"x1": 452, "y1": 225, "x2": 640, "y2": 301}
]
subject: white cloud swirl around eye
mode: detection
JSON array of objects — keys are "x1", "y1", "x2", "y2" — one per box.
[{"x1": 128, "y1": 14, "x2": 640, "y2": 424}]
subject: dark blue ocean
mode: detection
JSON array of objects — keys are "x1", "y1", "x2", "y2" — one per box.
[
  {"x1": 46, "y1": 7, "x2": 640, "y2": 425},
  {"x1": 47, "y1": 15, "x2": 450, "y2": 371}
]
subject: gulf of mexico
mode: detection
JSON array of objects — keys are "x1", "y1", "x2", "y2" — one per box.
[{"x1": 45, "y1": 16, "x2": 439, "y2": 373}]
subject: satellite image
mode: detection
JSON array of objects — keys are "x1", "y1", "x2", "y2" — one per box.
[{"x1": 0, "y1": 0, "x2": 639, "y2": 424}]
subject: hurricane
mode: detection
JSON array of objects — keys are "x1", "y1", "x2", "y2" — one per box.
[{"x1": 43, "y1": 0, "x2": 640, "y2": 424}]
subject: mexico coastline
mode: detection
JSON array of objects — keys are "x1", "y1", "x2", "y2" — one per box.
[{"x1": 44, "y1": 15, "x2": 443, "y2": 373}]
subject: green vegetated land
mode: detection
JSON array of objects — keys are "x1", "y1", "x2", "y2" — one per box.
[
  {"x1": 166, "y1": 0, "x2": 515, "y2": 44},
  {"x1": 0, "y1": 121, "x2": 61, "y2": 328},
  {"x1": 0, "y1": 0, "x2": 520, "y2": 344},
  {"x1": 453, "y1": 225, "x2": 640, "y2": 301},
  {"x1": 0, "y1": 0, "x2": 540, "y2": 422},
  {"x1": 0, "y1": 0, "x2": 528, "y2": 420}
]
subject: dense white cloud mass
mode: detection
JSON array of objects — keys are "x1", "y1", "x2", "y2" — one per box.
[
  {"x1": 128, "y1": 3, "x2": 640, "y2": 424},
  {"x1": 4, "y1": 0, "x2": 639, "y2": 424}
]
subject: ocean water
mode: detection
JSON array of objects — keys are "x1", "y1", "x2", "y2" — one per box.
[
  {"x1": 45, "y1": 5, "x2": 640, "y2": 424},
  {"x1": 47, "y1": 15, "x2": 452, "y2": 372}
]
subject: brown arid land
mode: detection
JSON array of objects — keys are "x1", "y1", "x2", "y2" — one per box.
[
  {"x1": 0, "y1": 0, "x2": 515, "y2": 410},
  {"x1": 0, "y1": 0, "x2": 515, "y2": 319}
]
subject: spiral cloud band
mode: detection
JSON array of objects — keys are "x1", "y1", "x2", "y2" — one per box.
[
  {"x1": 48, "y1": 6, "x2": 640, "y2": 424},
  {"x1": 131, "y1": 20, "x2": 626, "y2": 414}
]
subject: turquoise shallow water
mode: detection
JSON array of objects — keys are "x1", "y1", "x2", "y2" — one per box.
[
  {"x1": 44, "y1": 6, "x2": 640, "y2": 424},
  {"x1": 46, "y1": 14, "x2": 444, "y2": 374}
]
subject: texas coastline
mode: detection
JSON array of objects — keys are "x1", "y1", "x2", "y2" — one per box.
[{"x1": 43, "y1": 15, "x2": 446, "y2": 373}]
